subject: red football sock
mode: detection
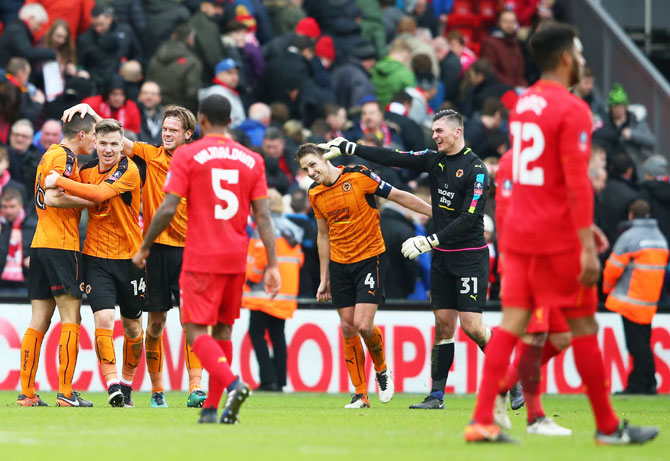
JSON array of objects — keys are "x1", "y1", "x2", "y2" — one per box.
[
  {"x1": 204, "y1": 376, "x2": 224, "y2": 410},
  {"x1": 517, "y1": 342, "x2": 545, "y2": 422},
  {"x1": 572, "y1": 334, "x2": 619, "y2": 434},
  {"x1": 499, "y1": 339, "x2": 523, "y2": 393},
  {"x1": 540, "y1": 339, "x2": 562, "y2": 365},
  {"x1": 217, "y1": 340, "x2": 233, "y2": 366},
  {"x1": 192, "y1": 335, "x2": 236, "y2": 409},
  {"x1": 472, "y1": 328, "x2": 518, "y2": 424}
]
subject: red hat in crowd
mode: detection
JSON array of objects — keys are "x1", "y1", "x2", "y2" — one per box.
[
  {"x1": 295, "y1": 17, "x2": 321, "y2": 38},
  {"x1": 315, "y1": 35, "x2": 335, "y2": 61}
]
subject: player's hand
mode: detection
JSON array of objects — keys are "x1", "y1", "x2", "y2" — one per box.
[
  {"x1": 592, "y1": 224, "x2": 609, "y2": 254},
  {"x1": 578, "y1": 245, "x2": 600, "y2": 286},
  {"x1": 316, "y1": 279, "x2": 331, "y2": 302},
  {"x1": 401, "y1": 234, "x2": 439, "y2": 260},
  {"x1": 317, "y1": 137, "x2": 356, "y2": 160},
  {"x1": 264, "y1": 265, "x2": 281, "y2": 299},
  {"x1": 62, "y1": 103, "x2": 93, "y2": 123},
  {"x1": 44, "y1": 170, "x2": 60, "y2": 189},
  {"x1": 132, "y1": 247, "x2": 150, "y2": 269}
]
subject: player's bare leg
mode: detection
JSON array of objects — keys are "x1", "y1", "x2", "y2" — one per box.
[
  {"x1": 120, "y1": 316, "x2": 143, "y2": 408},
  {"x1": 466, "y1": 307, "x2": 530, "y2": 443},
  {"x1": 187, "y1": 323, "x2": 249, "y2": 424},
  {"x1": 17, "y1": 299, "x2": 55, "y2": 406},
  {"x1": 180, "y1": 308, "x2": 207, "y2": 407},
  {"x1": 338, "y1": 306, "x2": 371, "y2": 408},
  {"x1": 353, "y1": 303, "x2": 393, "y2": 403}
]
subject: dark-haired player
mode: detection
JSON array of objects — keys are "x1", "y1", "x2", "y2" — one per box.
[
  {"x1": 320, "y1": 110, "x2": 494, "y2": 411},
  {"x1": 297, "y1": 143, "x2": 431, "y2": 408},
  {"x1": 17, "y1": 113, "x2": 97, "y2": 408},
  {"x1": 464, "y1": 23, "x2": 658, "y2": 444},
  {"x1": 133, "y1": 94, "x2": 281, "y2": 424}
]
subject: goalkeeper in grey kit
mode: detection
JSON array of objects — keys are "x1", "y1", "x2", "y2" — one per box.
[{"x1": 320, "y1": 109, "x2": 499, "y2": 409}]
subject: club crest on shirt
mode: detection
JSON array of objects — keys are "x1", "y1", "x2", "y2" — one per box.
[
  {"x1": 578, "y1": 131, "x2": 589, "y2": 151},
  {"x1": 342, "y1": 181, "x2": 352, "y2": 192},
  {"x1": 456, "y1": 169, "x2": 463, "y2": 178},
  {"x1": 502, "y1": 179, "x2": 513, "y2": 198}
]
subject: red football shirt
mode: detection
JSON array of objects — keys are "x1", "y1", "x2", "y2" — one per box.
[
  {"x1": 164, "y1": 134, "x2": 268, "y2": 274},
  {"x1": 494, "y1": 149, "x2": 513, "y2": 246},
  {"x1": 501, "y1": 80, "x2": 593, "y2": 255}
]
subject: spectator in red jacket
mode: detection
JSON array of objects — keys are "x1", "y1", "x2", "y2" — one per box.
[
  {"x1": 82, "y1": 74, "x2": 141, "y2": 136},
  {"x1": 480, "y1": 10, "x2": 527, "y2": 89}
]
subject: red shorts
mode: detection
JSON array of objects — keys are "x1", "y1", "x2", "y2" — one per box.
[
  {"x1": 502, "y1": 250, "x2": 597, "y2": 319},
  {"x1": 525, "y1": 305, "x2": 570, "y2": 334},
  {"x1": 179, "y1": 271, "x2": 245, "y2": 326}
]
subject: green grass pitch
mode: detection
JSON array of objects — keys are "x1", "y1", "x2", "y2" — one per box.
[{"x1": 1, "y1": 392, "x2": 668, "y2": 460}]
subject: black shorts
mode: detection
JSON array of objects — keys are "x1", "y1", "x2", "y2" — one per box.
[
  {"x1": 29, "y1": 248, "x2": 84, "y2": 300},
  {"x1": 430, "y1": 248, "x2": 489, "y2": 312},
  {"x1": 83, "y1": 255, "x2": 147, "y2": 319},
  {"x1": 144, "y1": 243, "x2": 183, "y2": 312},
  {"x1": 330, "y1": 253, "x2": 386, "y2": 309}
]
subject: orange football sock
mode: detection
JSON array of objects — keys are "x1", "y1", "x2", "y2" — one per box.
[
  {"x1": 59, "y1": 323, "x2": 80, "y2": 397},
  {"x1": 20, "y1": 328, "x2": 44, "y2": 398},
  {"x1": 145, "y1": 333, "x2": 164, "y2": 393},
  {"x1": 122, "y1": 330, "x2": 144, "y2": 384},
  {"x1": 343, "y1": 335, "x2": 367, "y2": 395},
  {"x1": 185, "y1": 333, "x2": 203, "y2": 393},
  {"x1": 363, "y1": 326, "x2": 387, "y2": 373},
  {"x1": 94, "y1": 328, "x2": 118, "y2": 387}
]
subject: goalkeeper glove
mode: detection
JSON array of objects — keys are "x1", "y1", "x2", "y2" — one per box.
[
  {"x1": 401, "y1": 234, "x2": 440, "y2": 260},
  {"x1": 317, "y1": 137, "x2": 357, "y2": 160}
]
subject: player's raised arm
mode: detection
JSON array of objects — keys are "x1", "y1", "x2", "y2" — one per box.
[
  {"x1": 319, "y1": 137, "x2": 433, "y2": 171},
  {"x1": 315, "y1": 217, "x2": 331, "y2": 302},
  {"x1": 251, "y1": 197, "x2": 281, "y2": 299},
  {"x1": 62, "y1": 103, "x2": 135, "y2": 156},
  {"x1": 386, "y1": 187, "x2": 432, "y2": 217}
]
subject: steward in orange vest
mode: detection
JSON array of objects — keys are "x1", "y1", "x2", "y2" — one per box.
[
  {"x1": 243, "y1": 190, "x2": 303, "y2": 391},
  {"x1": 603, "y1": 200, "x2": 669, "y2": 394}
]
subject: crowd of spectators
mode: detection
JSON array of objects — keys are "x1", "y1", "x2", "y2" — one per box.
[{"x1": 0, "y1": 0, "x2": 668, "y2": 304}]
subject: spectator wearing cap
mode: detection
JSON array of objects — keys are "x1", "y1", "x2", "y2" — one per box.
[
  {"x1": 77, "y1": 4, "x2": 143, "y2": 89},
  {"x1": 312, "y1": 35, "x2": 335, "y2": 90},
  {"x1": 190, "y1": 1, "x2": 227, "y2": 84},
  {"x1": 594, "y1": 83, "x2": 656, "y2": 165},
  {"x1": 639, "y1": 155, "x2": 670, "y2": 245},
  {"x1": 371, "y1": 37, "x2": 415, "y2": 108},
  {"x1": 0, "y1": 3, "x2": 56, "y2": 68},
  {"x1": 199, "y1": 58, "x2": 246, "y2": 128},
  {"x1": 146, "y1": 23, "x2": 202, "y2": 114},
  {"x1": 480, "y1": 10, "x2": 527, "y2": 89},
  {"x1": 332, "y1": 40, "x2": 377, "y2": 110},
  {"x1": 262, "y1": 16, "x2": 321, "y2": 62},
  {"x1": 82, "y1": 74, "x2": 141, "y2": 135}
]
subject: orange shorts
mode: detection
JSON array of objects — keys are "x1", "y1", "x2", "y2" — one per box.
[
  {"x1": 525, "y1": 305, "x2": 570, "y2": 334},
  {"x1": 179, "y1": 271, "x2": 245, "y2": 326},
  {"x1": 502, "y1": 250, "x2": 597, "y2": 319}
]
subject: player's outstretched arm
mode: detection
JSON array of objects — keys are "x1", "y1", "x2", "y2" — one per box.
[
  {"x1": 47, "y1": 171, "x2": 118, "y2": 204},
  {"x1": 251, "y1": 197, "x2": 281, "y2": 299},
  {"x1": 134, "y1": 193, "x2": 180, "y2": 268},
  {"x1": 44, "y1": 188, "x2": 95, "y2": 208},
  {"x1": 387, "y1": 187, "x2": 432, "y2": 217},
  {"x1": 315, "y1": 218, "x2": 331, "y2": 302},
  {"x1": 318, "y1": 137, "x2": 431, "y2": 171}
]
